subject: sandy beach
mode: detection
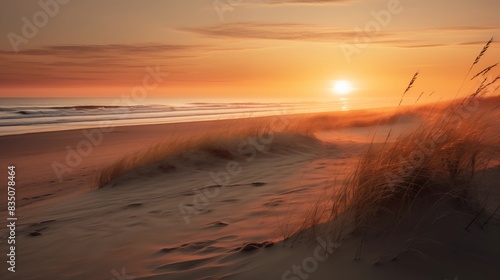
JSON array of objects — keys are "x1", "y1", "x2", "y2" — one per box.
[
  {"x1": 2, "y1": 1, "x2": 500, "y2": 279},
  {"x1": 1, "y1": 100, "x2": 499, "y2": 280}
]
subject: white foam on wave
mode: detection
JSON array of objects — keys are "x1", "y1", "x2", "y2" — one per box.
[{"x1": 0, "y1": 98, "x2": 383, "y2": 136}]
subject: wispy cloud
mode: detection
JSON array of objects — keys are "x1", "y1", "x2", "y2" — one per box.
[
  {"x1": 0, "y1": 44, "x2": 212, "y2": 58},
  {"x1": 430, "y1": 26, "x2": 499, "y2": 32},
  {"x1": 0, "y1": 43, "x2": 255, "y2": 87},
  {"x1": 1, "y1": 27, "x2": 497, "y2": 87},
  {"x1": 180, "y1": 22, "x2": 499, "y2": 47},
  {"x1": 180, "y1": 22, "x2": 391, "y2": 42},
  {"x1": 458, "y1": 40, "x2": 500, "y2": 46}
]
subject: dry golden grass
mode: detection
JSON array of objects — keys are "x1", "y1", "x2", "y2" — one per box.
[
  {"x1": 96, "y1": 39, "x2": 499, "y2": 255},
  {"x1": 314, "y1": 41, "x2": 500, "y2": 250},
  {"x1": 95, "y1": 103, "x2": 427, "y2": 189},
  {"x1": 284, "y1": 39, "x2": 500, "y2": 246},
  {"x1": 345, "y1": 97, "x2": 499, "y2": 228},
  {"x1": 95, "y1": 117, "x2": 294, "y2": 188}
]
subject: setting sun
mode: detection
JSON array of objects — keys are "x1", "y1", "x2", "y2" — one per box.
[
  {"x1": 1, "y1": 1, "x2": 500, "y2": 279},
  {"x1": 332, "y1": 80, "x2": 354, "y2": 95}
]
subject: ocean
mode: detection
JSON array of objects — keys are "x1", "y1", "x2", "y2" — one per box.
[{"x1": 0, "y1": 98, "x2": 382, "y2": 136}]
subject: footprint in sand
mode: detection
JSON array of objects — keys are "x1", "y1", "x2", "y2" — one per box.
[
  {"x1": 205, "y1": 221, "x2": 229, "y2": 229},
  {"x1": 27, "y1": 220, "x2": 56, "y2": 235},
  {"x1": 156, "y1": 257, "x2": 216, "y2": 271},
  {"x1": 122, "y1": 203, "x2": 143, "y2": 210},
  {"x1": 156, "y1": 239, "x2": 225, "y2": 257},
  {"x1": 263, "y1": 199, "x2": 283, "y2": 207},
  {"x1": 158, "y1": 247, "x2": 177, "y2": 254},
  {"x1": 29, "y1": 219, "x2": 57, "y2": 227},
  {"x1": 181, "y1": 191, "x2": 195, "y2": 196}
]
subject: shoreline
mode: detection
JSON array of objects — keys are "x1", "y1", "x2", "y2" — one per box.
[
  {"x1": 0, "y1": 101, "x2": 428, "y2": 137},
  {"x1": 0, "y1": 104, "x2": 429, "y2": 212},
  {"x1": 1, "y1": 99, "x2": 499, "y2": 280},
  {"x1": 1, "y1": 115, "x2": 295, "y2": 211}
]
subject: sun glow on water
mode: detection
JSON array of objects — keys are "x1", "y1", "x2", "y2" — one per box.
[{"x1": 332, "y1": 80, "x2": 354, "y2": 95}]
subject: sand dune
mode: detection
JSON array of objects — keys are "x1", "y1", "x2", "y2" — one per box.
[
  {"x1": 1, "y1": 98, "x2": 499, "y2": 280},
  {"x1": 1, "y1": 133, "x2": 340, "y2": 279}
]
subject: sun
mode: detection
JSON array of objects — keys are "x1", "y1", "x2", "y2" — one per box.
[{"x1": 332, "y1": 80, "x2": 353, "y2": 95}]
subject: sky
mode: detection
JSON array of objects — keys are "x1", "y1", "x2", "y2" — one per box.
[{"x1": 0, "y1": 0, "x2": 499, "y2": 103}]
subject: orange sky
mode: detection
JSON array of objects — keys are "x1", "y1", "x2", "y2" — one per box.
[{"x1": 1, "y1": 0, "x2": 499, "y2": 103}]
